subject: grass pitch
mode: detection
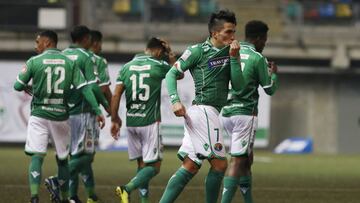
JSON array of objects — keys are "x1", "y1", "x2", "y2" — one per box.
[{"x1": 0, "y1": 147, "x2": 359, "y2": 203}]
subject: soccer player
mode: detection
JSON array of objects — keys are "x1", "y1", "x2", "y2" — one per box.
[
  {"x1": 64, "y1": 25, "x2": 110, "y2": 203},
  {"x1": 43, "y1": 26, "x2": 110, "y2": 203},
  {"x1": 110, "y1": 37, "x2": 177, "y2": 203},
  {"x1": 159, "y1": 10, "x2": 243, "y2": 203},
  {"x1": 89, "y1": 30, "x2": 112, "y2": 105},
  {"x1": 220, "y1": 20, "x2": 278, "y2": 203},
  {"x1": 13, "y1": 30, "x2": 105, "y2": 203}
]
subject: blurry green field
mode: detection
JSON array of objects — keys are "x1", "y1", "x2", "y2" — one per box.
[{"x1": 0, "y1": 147, "x2": 360, "y2": 203}]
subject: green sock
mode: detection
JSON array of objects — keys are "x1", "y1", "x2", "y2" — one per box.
[
  {"x1": 57, "y1": 157, "x2": 70, "y2": 200},
  {"x1": 28, "y1": 155, "x2": 44, "y2": 197},
  {"x1": 69, "y1": 156, "x2": 80, "y2": 198},
  {"x1": 205, "y1": 169, "x2": 225, "y2": 203},
  {"x1": 137, "y1": 168, "x2": 149, "y2": 203},
  {"x1": 239, "y1": 176, "x2": 253, "y2": 203},
  {"x1": 124, "y1": 166, "x2": 157, "y2": 193},
  {"x1": 221, "y1": 176, "x2": 238, "y2": 203},
  {"x1": 159, "y1": 167, "x2": 194, "y2": 203},
  {"x1": 80, "y1": 154, "x2": 97, "y2": 199}
]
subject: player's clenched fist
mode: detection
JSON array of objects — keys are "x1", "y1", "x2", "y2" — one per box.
[
  {"x1": 96, "y1": 114, "x2": 106, "y2": 129},
  {"x1": 172, "y1": 102, "x2": 186, "y2": 117},
  {"x1": 229, "y1": 40, "x2": 240, "y2": 57},
  {"x1": 268, "y1": 61, "x2": 278, "y2": 74}
]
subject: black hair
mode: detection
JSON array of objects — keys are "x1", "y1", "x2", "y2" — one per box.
[
  {"x1": 39, "y1": 30, "x2": 58, "y2": 45},
  {"x1": 90, "y1": 30, "x2": 103, "y2": 43},
  {"x1": 146, "y1": 37, "x2": 166, "y2": 51},
  {"x1": 245, "y1": 20, "x2": 269, "y2": 39},
  {"x1": 208, "y1": 10, "x2": 237, "y2": 36},
  {"x1": 70, "y1": 25, "x2": 90, "y2": 43}
]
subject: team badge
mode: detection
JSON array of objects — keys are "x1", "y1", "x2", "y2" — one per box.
[
  {"x1": 203, "y1": 143, "x2": 209, "y2": 151},
  {"x1": 241, "y1": 140, "x2": 248, "y2": 147},
  {"x1": 214, "y1": 143, "x2": 223, "y2": 151},
  {"x1": 86, "y1": 140, "x2": 93, "y2": 148}
]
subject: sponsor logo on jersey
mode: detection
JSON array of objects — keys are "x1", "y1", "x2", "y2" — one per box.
[
  {"x1": 43, "y1": 98, "x2": 63, "y2": 105},
  {"x1": 214, "y1": 143, "x2": 223, "y2": 151},
  {"x1": 153, "y1": 147, "x2": 157, "y2": 154},
  {"x1": 180, "y1": 49, "x2": 191, "y2": 61},
  {"x1": 43, "y1": 59, "x2": 65, "y2": 65},
  {"x1": 129, "y1": 64, "x2": 151, "y2": 71},
  {"x1": 208, "y1": 56, "x2": 229, "y2": 69},
  {"x1": 66, "y1": 55, "x2": 78, "y2": 61}
]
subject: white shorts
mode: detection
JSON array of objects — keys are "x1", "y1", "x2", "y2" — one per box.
[
  {"x1": 127, "y1": 122, "x2": 163, "y2": 163},
  {"x1": 69, "y1": 113, "x2": 100, "y2": 155},
  {"x1": 221, "y1": 115, "x2": 258, "y2": 156},
  {"x1": 178, "y1": 105, "x2": 226, "y2": 166},
  {"x1": 25, "y1": 116, "x2": 70, "y2": 160}
]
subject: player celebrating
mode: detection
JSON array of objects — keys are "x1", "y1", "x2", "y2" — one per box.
[
  {"x1": 220, "y1": 20, "x2": 278, "y2": 203},
  {"x1": 110, "y1": 37, "x2": 177, "y2": 203},
  {"x1": 13, "y1": 30, "x2": 105, "y2": 203},
  {"x1": 159, "y1": 10, "x2": 243, "y2": 203}
]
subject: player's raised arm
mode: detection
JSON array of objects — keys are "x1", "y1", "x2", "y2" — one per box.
[
  {"x1": 258, "y1": 58, "x2": 278, "y2": 96},
  {"x1": 229, "y1": 40, "x2": 245, "y2": 91}
]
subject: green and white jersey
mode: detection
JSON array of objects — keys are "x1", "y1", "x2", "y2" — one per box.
[
  {"x1": 222, "y1": 42, "x2": 278, "y2": 117},
  {"x1": 168, "y1": 38, "x2": 231, "y2": 112},
  {"x1": 14, "y1": 48, "x2": 87, "y2": 121},
  {"x1": 93, "y1": 53, "x2": 111, "y2": 86},
  {"x1": 63, "y1": 45, "x2": 98, "y2": 115},
  {"x1": 116, "y1": 54, "x2": 171, "y2": 127}
]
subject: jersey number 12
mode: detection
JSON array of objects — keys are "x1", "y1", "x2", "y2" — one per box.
[{"x1": 45, "y1": 66, "x2": 65, "y2": 94}]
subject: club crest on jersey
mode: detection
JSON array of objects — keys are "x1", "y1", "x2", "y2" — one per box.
[
  {"x1": 208, "y1": 56, "x2": 229, "y2": 69},
  {"x1": 214, "y1": 143, "x2": 223, "y2": 151}
]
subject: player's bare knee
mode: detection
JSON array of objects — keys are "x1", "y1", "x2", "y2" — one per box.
[
  {"x1": 210, "y1": 158, "x2": 228, "y2": 172},
  {"x1": 182, "y1": 158, "x2": 200, "y2": 174}
]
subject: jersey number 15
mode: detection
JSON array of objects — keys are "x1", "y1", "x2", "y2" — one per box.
[{"x1": 130, "y1": 73, "x2": 150, "y2": 101}]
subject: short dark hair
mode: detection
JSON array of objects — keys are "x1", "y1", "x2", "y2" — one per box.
[
  {"x1": 146, "y1": 37, "x2": 166, "y2": 51},
  {"x1": 70, "y1": 25, "x2": 90, "y2": 43},
  {"x1": 39, "y1": 30, "x2": 58, "y2": 45},
  {"x1": 90, "y1": 30, "x2": 103, "y2": 43},
  {"x1": 208, "y1": 10, "x2": 236, "y2": 36},
  {"x1": 245, "y1": 20, "x2": 269, "y2": 39}
]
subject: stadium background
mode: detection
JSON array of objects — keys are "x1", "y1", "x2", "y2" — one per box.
[{"x1": 0, "y1": 0, "x2": 360, "y2": 203}]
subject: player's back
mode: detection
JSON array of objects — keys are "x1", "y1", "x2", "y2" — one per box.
[
  {"x1": 25, "y1": 48, "x2": 77, "y2": 120},
  {"x1": 118, "y1": 54, "x2": 170, "y2": 127},
  {"x1": 63, "y1": 45, "x2": 97, "y2": 115},
  {"x1": 223, "y1": 42, "x2": 267, "y2": 116}
]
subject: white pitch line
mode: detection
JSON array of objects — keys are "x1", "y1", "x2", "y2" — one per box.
[{"x1": 1, "y1": 184, "x2": 360, "y2": 192}]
